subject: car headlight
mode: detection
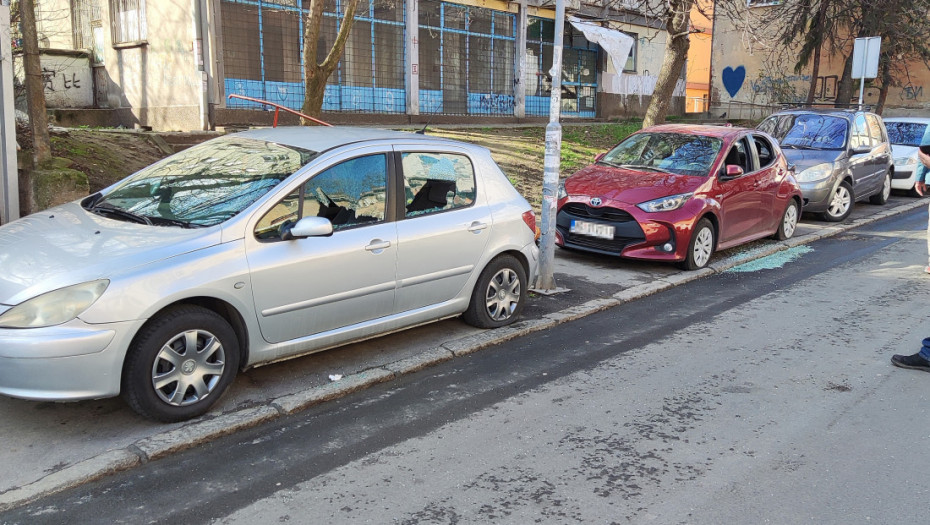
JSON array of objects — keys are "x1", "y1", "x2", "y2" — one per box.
[
  {"x1": 795, "y1": 163, "x2": 835, "y2": 183},
  {"x1": 637, "y1": 193, "x2": 694, "y2": 213},
  {"x1": 557, "y1": 182, "x2": 567, "y2": 199},
  {"x1": 895, "y1": 156, "x2": 917, "y2": 166},
  {"x1": 0, "y1": 280, "x2": 109, "y2": 328}
]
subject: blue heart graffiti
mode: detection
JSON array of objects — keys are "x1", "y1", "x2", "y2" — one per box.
[{"x1": 722, "y1": 66, "x2": 746, "y2": 98}]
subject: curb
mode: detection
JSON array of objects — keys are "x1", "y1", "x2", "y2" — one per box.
[{"x1": 1, "y1": 197, "x2": 925, "y2": 512}]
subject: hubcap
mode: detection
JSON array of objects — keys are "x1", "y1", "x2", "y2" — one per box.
[
  {"x1": 151, "y1": 329, "x2": 226, "y2": 407},
  {"x1": 485, "y1": 268, "x2": 521, "y2": 321},
  {"x1": 828, "y1": 186, "x2": 851, "y2": 218},
  {"x1": 692, "y1": 226, "x2": 714, "y2": 268},
  {"x1": 783, "y1": 204, "x2": 798, "y2": 238},
  {"x1": 883, "y1": 174, "x2": 891, "y2": 199}
]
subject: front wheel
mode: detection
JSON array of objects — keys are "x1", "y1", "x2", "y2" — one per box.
[
  {"x1": 819, "y1": 180, "x2": 853, "y2": 222},
  {"x1": 462, "y1": 255, "x2": 527, "y2": 329},
  {"x1": 869, "y1": 170, "x2": 892, "y2": 205},
  {"x1": 122, "y1": 305, "x2": 240, "y2": 422},
  {"x1": 678, "y1": 218, "x2": 715, "y2": 271},
  {"x1": 773, "y1": 199, "x2": 799, "y2": 241}
]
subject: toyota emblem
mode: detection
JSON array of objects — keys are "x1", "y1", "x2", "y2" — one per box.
[{"x1": 589, "y1": 197, "x2": 603, "y2": 207}]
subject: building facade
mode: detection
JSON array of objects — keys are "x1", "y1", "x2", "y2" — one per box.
[{"x1": 32, "y1": 0, "x2": 688, "y2": 131}]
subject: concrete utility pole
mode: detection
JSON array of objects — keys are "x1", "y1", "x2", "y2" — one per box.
[
  {"x1": 0, "y1": 0, "x2": 18, "y2": 224},
  {"x1": 535, "y1": 0, "x2": 565, "y2": 291}
]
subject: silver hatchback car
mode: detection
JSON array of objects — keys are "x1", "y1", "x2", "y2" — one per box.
[{"x1": 0, "y1": 127, "x2": 539, "y2": 422}]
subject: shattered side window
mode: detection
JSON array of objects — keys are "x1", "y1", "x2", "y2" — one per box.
[{"x1": 402, "y1": 152, "x2": 476, "y2": 218}]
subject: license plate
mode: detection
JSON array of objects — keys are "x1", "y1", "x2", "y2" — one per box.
[{"x1": 570, "y1": 220, "x2": 615, "y2": 239}]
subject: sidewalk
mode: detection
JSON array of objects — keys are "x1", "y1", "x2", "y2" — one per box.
[{"x1": 1, "y1": 195, "x2": 925, "y2": 511}]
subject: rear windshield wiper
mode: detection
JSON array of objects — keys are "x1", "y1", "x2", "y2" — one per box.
[{"x1": 90, "y1": 203, "x2": 153, "y2": 225}]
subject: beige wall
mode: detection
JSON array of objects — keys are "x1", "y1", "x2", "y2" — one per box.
[
  {"x1": 711, "y1": 3, "x2": 930, "y2": 119},
  {"x1": 36, "y1": 0, "x2": 74, "y2": 49}
]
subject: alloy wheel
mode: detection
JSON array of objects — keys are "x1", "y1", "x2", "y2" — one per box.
[{"x1": 827, "y1": 185, "x2": 851, "y2": 218}]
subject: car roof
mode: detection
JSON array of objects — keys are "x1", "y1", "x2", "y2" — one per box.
[
  {"x1": 230, "y1": 126, "x2": 472, "y2": 153},
  {"x1": 641, "y1": 123, "x2": 752, "y2": 139},
  {"x1": 881, "y1": 116, "x2": 930, "y2": 123},
  {"x1": 766, "y1": 107, "x2": 869, "y2": 120}
]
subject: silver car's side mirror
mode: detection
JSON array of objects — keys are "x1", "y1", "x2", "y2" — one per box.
[{"x1": 285, "y1": 216, "x2": 334, "y2": 239}]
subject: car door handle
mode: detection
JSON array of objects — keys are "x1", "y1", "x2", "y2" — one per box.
[
  {"x1": 365, "y1": 239, "x2": 392, "y2": 252},
  {"x1": 467, "y1": 221, "x2": 489, "y2": 233}
]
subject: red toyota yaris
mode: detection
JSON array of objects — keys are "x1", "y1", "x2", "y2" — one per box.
[{"x1": 556, "y1": 124, "x2": 803, "y2": 270}]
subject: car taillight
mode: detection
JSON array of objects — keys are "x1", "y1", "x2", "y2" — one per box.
[{"x1": 522, "y1": 210, "x2": 540, "y2": 240}]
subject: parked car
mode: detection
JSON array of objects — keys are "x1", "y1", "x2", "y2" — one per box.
[
  {"x1": 556, "y1": 124, "x2": 802, "y2": 270},
  {"x1": 0, "y1": 127, "x2": 539, "y2": 422},
  {"x1": 757, "y1": 108, "x2": 893, "y2": 221},
  {"x1": 882, "y1": 116, "x2": 930, "y2": 195}
]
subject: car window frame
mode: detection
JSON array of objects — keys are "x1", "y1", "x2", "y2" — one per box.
[
  {"x1": 720, "y1": 136, "x2": 753, "y2": 176},
  {"x1": 851, "y1": 114, "x2": 871, "y2": 151},
  {"x1": 392, "y1": 147, "x2": 479, "y2": 221},
  {"x1": 252, "y1": 150, "x2": 396, "y2": 243},
  {"x1": 749, "y1": 133, "x2": 778, "y2": 171}
]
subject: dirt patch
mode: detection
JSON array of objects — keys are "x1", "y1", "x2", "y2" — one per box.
[{"x1": 28, "y1": 123, "x2": 643, "y2": 212}]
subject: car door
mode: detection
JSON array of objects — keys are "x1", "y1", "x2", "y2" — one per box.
[
  {"x1": 716, "y1": 136, "x2": 762, "y2": 244},
  {"x1": 865, "y1": 114, "x2": 892, "y2": 193},
  {"x1": 848, "y1": 114, "x2": 874, "y2": 195},
  {"x1": 749, "y1": 133, "x2": 783, "y2": 232},
  {"x1": 392, "y1": 146, "x2": 492, "y2": 313},
  {"x1": 245, "y1": 150, "x2": 398, "y2": 345}
]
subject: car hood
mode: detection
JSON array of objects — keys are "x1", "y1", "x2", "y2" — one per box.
[
  {"x1": 564, "y1": 164, "x2": 705, "y2": 205},
  {"x1": 0, "y1": 202, "x2": 221, "y2": 306},
  {"x1": 780, "y1": 148, "x2": 845, "y2": 171},
  {"x1": 891, "y1": 144, "x2": 918, "y2": 158}
]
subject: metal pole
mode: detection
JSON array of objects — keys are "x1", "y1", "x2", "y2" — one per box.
[
  {"x1": 535, "y1": 0, "x2": 564, "y2": 291},
  {"x1": 857, "y1": 39, "x2": 868, "y2": 110},
  {"x1": 0, "y1": 0, "x2": 18, "y2": 224}
]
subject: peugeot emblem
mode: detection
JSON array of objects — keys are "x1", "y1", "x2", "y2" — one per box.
[{"x1": 589, "y1": 197, "x2": 603, "y2": 207}]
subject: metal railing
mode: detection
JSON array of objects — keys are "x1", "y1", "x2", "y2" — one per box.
[{"x1": 227, "y1": 94, "x2": 333, "y2": 127}]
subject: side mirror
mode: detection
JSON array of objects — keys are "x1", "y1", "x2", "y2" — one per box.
[
  {"x1": 720, "y1": 165, "x2": 744, "y2": 180},
  {"x1": 282, "y1": 216, "x2": 334, "y2": 240}
]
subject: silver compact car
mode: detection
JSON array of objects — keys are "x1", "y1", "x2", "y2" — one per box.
[{"x1": 0, "y1": 127, "x2": 539, "y2": 422}]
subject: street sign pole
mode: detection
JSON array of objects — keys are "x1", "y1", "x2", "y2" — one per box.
[
  {"x1": 535, "y1": 0, "x2": 564, "y2": 292},
  {"x1": 853, "y1": 36, "x2": 881, "y2": 110}
]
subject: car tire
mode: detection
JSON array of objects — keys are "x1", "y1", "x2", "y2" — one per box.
[
  {"x1": 869, "y1": 170, "x2": 892, "y2": 205},
  {"x1": 122, "y1": 305, "x2": 240, "y2": 422},
  {"x1": 462, "y1": 254, "x2": 527, "y2": 329},
  {"x1": 819, "y1": 180, "x2": 853, "y2": 222},
  {"x1": 678, "y1": 218, "x2": 715, "y2": 271},
  {"x1": 773, "y1": 199, "x2": 800, "y2": 241}
]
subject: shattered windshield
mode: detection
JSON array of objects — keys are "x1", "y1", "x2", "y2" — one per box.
[
  {"x1": 767, "y1": 114, "x2": 848, "y2": 150},
  {"x1": 599, "y1": 132, "x2": 723, "y2": 177},
  {"x1": 885, "y1": 122, "x2": 928, "y2": 147},
  {"x1": 86, "y1": 136, "x2": 318, "y2": 227}
]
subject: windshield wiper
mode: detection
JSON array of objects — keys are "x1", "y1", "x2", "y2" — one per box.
[
  {"x1": 90, "y1": 203, "x2": 153, "y2": 225},
  {"x1": 620, "y1": 164, "x2": 673, "y2": 174},
  {"x1": 596, "y1": 160, "x2": 622, "y2": 168},
  {"x1": 149, "y1": 216, "x2": 201, "y2": 228}
]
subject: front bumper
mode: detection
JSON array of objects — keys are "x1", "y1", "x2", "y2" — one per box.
[
  {"x1": 797, "y1": 178, "x2": 836, "y2": 213},
  {"x1": 555, "y1": 201, "x2": 687, "y2": 262},
  {"x1": 0, "y1": 319, "x2": 144, "y2": 401},
  {"x1": 891, "y1": 166, "x2": 916, "y2": 190}
]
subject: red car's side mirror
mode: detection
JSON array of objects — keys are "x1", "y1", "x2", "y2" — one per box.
[{"x1": 725, "y1": 165, "x2": 744, "y2": 177}]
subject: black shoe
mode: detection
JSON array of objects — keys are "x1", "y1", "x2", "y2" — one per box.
[{"x1": 891, "y1": 353, "x2": 930, "y2": 372}]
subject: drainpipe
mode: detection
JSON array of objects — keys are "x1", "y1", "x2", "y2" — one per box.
[{"x1": 192, "y1": 0, "x2": 210, "y2": 130}]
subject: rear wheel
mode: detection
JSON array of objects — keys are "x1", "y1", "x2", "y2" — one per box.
[
  {"x1": 463, "y1": 255, "x2": 527, "y2": 328},
  {"x1": 773, "y1": 199, "x2": 799, "y2": 241},
  {"x1": 678, "y1": 218, "x2": 715, "y2": 271},
  {"x1": 122, "y1": 305, "x2": 240, "y2": 422},
  {"x1": 869, "y1": 170, "x2": 892, "y2": 205},
  {"x1": 819, "y1": 180, "x2": 853, "y2": 222}
]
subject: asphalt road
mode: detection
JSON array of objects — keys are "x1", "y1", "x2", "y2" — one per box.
[{"x1": 4, "y1": 208, "x2": 929, "y2": 524}]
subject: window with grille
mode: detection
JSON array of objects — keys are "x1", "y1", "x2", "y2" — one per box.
[
  {"x1": 72, "y1": 0, "x2": 104, "y2": 63},
  {"x1": 110, "y1": 0, "x2": 147, "y2": 45}
]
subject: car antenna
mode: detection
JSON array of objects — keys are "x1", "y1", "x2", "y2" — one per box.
[{"x1": 415, "y1": 113, "x2": 437, "y2": 135}]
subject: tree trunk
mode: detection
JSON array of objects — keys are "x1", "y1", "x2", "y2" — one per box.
[
  {"x1": 805, "y1": 0, "x2": 829, "y2": 104},
  {"x1": 20, "y1": 0, "x2": 51, "y2": 165},
  {"x1": 875, "y1": 56, "x2": 891, "y2": 114},
  {"x1": 301, "y1": 0, "x2": 362, "y2": 121},
  {"x1": 834, "y1": 53, "x2": 854, "y2": 107},
  {"x1": 643, "y1": 0, "x2": 693, "y2": 127},
  {"x1": 806, "y1": 48, "x2": 821, "y2": 104}
]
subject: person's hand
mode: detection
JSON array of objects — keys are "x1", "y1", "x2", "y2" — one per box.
[
  {"x1": 917, "y1": 181, "x2": 926, "y2": 197},
  {"x1": 918, "y1": 149, "x2": 930, "y2": 169}
]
